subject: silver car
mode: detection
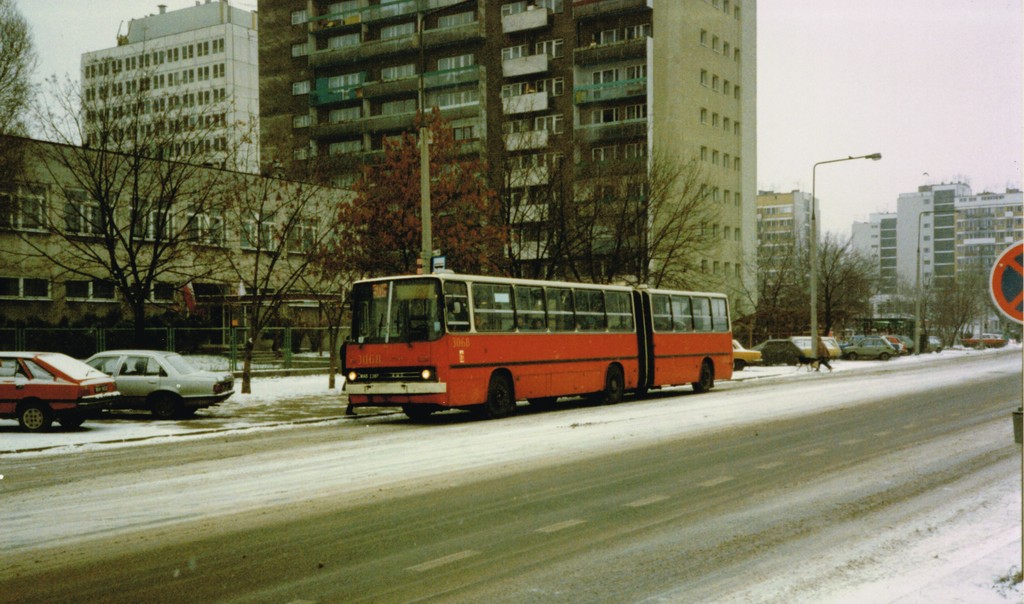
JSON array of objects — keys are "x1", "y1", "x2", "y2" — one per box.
[{"x1": 85, "y1": 350, "x2": 234, "y2": 419}]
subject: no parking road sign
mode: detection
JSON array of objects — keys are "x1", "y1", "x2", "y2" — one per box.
[{"x1": 990, "y1": 241, "x2": 1024, "y2": 324}]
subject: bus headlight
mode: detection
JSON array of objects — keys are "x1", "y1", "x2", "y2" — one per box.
[
  {"x1": 347, "y1": 371, "x2": 358, "y2": 382},
  {"x1": 420, "y1": 369, "x2": 432, "y2": 380}
]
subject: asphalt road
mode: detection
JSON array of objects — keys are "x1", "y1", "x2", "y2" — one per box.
[{"x1": 1, "y1": 351, "x2": 1020, "y2": 603}]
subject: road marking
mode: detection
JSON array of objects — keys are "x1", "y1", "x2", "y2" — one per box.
[
  {"x1": 625, "y1": 495, "x2": 669, "y2": 508},
  {"x1": 755, "y1": 461, "x2": 784, "y2": 470},
  {"x1": 536, "y1": 519, "x2": 586, "y2": 533},
  {"x1": 799, "y1": 448, "x2": 827, "y2": 457},
  {"x1": 698, "y1": 476, "x2": 734, "y2": 488},
  {"x1": 407, "y1": 550, "x2": 480, "y2": 572}
]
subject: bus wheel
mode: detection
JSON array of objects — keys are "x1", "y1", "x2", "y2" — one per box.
[
  {"x1": 692, "y1": 360, "x2": 714, "y2": 393},
  {"x1": 602, "y1": 365, "x2": 624, "y2": 404},
  {"x1": 481, "y1": 373, "x2": 515, "y2": 419}
]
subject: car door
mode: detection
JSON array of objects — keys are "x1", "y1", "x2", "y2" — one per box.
[{"x1": 115, "y1": 355, "x2": 163, "y2": 404}]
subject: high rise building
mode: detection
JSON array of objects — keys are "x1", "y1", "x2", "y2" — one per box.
[
  {"x1": 257, "y1": 0, "x2": 756, "y2": 300},
  {"x1": 955, "y1": 188, "x2": 1023, "y2": 276},
  {"x1": 80, "y1": 0, "x2": 260, "y2": 172},
  {"x1": 755, "y1": 190, "x2": 813, "y2": 272},
  {"x1": 895, "y1": 182, "x2": 968, "y2": 289}
]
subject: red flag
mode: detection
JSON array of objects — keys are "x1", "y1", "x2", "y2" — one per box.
[{"x1": 182, "y1": 282, "x2": 197, "y2": 312}]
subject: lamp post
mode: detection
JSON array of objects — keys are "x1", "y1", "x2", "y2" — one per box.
[
  {"x1": 913, "y1": 210, "x2": 933, "y2": 355},
  {"x1": 810, "y1": 153, "x2": 882, "y2": 359}
]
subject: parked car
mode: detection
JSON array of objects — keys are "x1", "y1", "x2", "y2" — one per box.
[
  {"x1": 841, "y1": 336, "x2": 898, "y2": 361},
  {"x1": 85, "y1": 350, "x2": 235, "y2": 419},
  {"x1": 923, "y1": 335, "x2": 944, "y2": 353},
  {"x1": 895, "y1": 335, "x2": 915, "y2": 355},
  {"x1": 882, "y1": 335, "x2": 907, "y2": 355},
  {"x1": 0, "y1": 352, "x2": 120, "y2": 431},
  {"x1": 752, "y1": 339, "x2": 804, "y2": 366},
  {"x1": 732, "y1": 339, "x2": 762, "y2": 371},
  {"x1": 961, "y1": 333, "x2": 1008, "y2": 349},
  {"x1": 790, "y1": 336, "x2": 842, "y2": 359}
]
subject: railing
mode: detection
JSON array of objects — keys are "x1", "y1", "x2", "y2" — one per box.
[
  {"x1": 1, "y1": 327, "x2": 348, "y2": 374},
  {"x1": 573, "y1": 77, "x2": 647, "y2": 104}
]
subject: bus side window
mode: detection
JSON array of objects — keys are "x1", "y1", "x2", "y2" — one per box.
[
  {"x1": 605, "y1": 291, "x2": 634, "y2": 331},
  {"x1": 691, "y1": 296, "x2": 712, "y2": 332},
  {"x1": 444, "y1": 282, "x2": 470, "y2": 332},
  {"x1": 672, "y1": 296, "x2": 693, "y2": 332},
  {"x1": 711, "y1": 298, "x2": 730, "y2": 332},
  {"x1": 651, "y1": 294, "x2": 673, "y2": 332},
  {"x1": 515, "y1": 285, "x2": 546, "y2": 331},
  {"x1": 574, "y1": 289, "x2": 606, "y2": 331},
  {"x1": 546, "y1": 287, "x2": 575, "y2": 331},
  {"x1": 472, "y1": 283, "x2": 515, "y2": 332}
]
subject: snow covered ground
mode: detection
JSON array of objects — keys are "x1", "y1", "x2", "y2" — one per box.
[{"x1": 1, "y1": 345, "x2": 1021, "y2": 601}]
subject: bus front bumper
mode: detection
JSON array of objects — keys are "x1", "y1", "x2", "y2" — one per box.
[{"x1": 345, "y1": 382, "x2": 448, "y2": 396}]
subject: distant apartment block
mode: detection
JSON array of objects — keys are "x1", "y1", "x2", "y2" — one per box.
[
  {"x1": 257, "y1": 0, "x2": 756, "y2": 299},
  {"x1": 80, "y1": 0, "x2": 260, "y2": 172},
  {"x1": 955, "y1": 188, "x2": 1023, "y2": 275},
  {"x1": 755, "y1": 190, "x2": 813, "y2": 274}
]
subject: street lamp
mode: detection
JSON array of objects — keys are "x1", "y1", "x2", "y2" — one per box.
[
  {"x1": 913, "y1": 210, "x2": 933, "y2": 355},
  {"x1": 810, "y1": 153, "x2": 882, "y2": 360}
]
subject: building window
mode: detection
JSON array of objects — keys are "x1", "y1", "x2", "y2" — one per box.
[
  {"x1": 380, "y1": 22, "x2": 415, "y2": 40},
  {"x1": 187, "y1": 213, "x2": 224, "y2": 246},
  {"x1": 0, "y1": 184, "x2": 46, "y2": 231},
  {"x1": 700, "y1": 29, "x2": 707, "y2": 46},
  {"x1": 438, "y1": 53, "x2": 474, "y2": 70},
  {"x1": 536, "y1": 39, "x2": 563, "y2": 59},
  {"x1": 592, "y1": 146, "x2": 616, "y2": 161},
  {"x1": 293, "y1": 115, "x2": 311, "y2": 128},
  {"x1": 381, "y1": 98, "x2": 417, "y2": 115},
  {"x1": 330, "y1": 106, "x2": 361, "y2": 122},
  {"x1": 381, "y1": 63, "x2": 415, "y2": 80},
  {"x1": 438, "y1": 11, "x2": 475, "y2": 28},
  {"x1": 329, "y1": 33, "x2": 360, "y2": 49},
  {"x1": 0, "y1": 277, "x2": 50, "y2": 300},
  {"x1": 291, "y1": 9, "x2": 308, "y2": 25},
  {"x1": 453, "y1": 125, "x2": 476, "y2": 141},
  {"x1": 625, "y1": 23, "x2": 650, "y2": 39},
  {"x1": 700, "y1": 70, "x2": 708, "y2": 86},
  {"x1": 328, "y1": 140, "x2": 363, "y2": 156},
  {"x1": 64, "y1": 190, "x2": 102, "y2": 235},
  {"x1": 597, "y1": 29, "x2": 620, "y2": 45},
  {"x1": 501, "y1": 45, "x2": 526, "y2": 61},
  {"x1": 292, "y1": 80, "x2": 310, "y2": 95},
  {"x1": 66, "y1": 280, "x2": 116, "y2": 301},
  {"x1": 534, "y1": 114, "x2": 563, "y2": 134}
]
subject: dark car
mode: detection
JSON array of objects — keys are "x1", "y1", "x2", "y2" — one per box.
[
  {"x1": 0, "y1": 352, "x2": 120, "y2": 431},
  {"x1": 752, "y1": 339, "x2": 803, "y2": 366},
  {"x1": 85, "y1": 350, "x2": 235, "y2": 419}
]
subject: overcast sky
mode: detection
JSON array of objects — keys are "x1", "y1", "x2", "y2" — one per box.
[{"x1": 14, "y1": 0, "x2": 1022, "y2": 236}]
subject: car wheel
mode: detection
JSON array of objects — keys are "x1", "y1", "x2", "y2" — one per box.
[
  {"x1": 879, "y1": 352, "x2": 891, "y2": 361},
  {"x1": 58, "y1": 412, "x2": 86, "y2": 430},
  {"x1": 151, "y1": 393, "x2": 183, "y2": 419},
  {"x1": 733, "y1": 359, "x2": 746, "y2": 371},
  {"x1": 847, "y1": 352, "x2": 859, "y2": 361},
  {"x1": 601, "y1": 365, "x2": 624, "y2": 405},
  {"x1": 479, "y1": 373, "x2": 515, "y2": 419},
  {"x1": 692, "y1": 360, "x2": 714, "y2": 393},
  {"x1": 19, "y1": 403, "x2": 53, "y2": 432}
]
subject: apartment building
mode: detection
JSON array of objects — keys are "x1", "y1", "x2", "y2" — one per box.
[
  {"x1": 955, "y1": 188, "x2": 1023, "y2": 276},
  {"x1": 894, "y1": 182, "x2": 968, "y2": 290},
  {"x1": 258, "y1": 0, "x2": 756, "y2": 301},
  {"x1": 755, "y1": 190, "x2": 812, "y2": 271},
  {"x1": 80, "y1": 0, "x2": 260, "y2": 172}
]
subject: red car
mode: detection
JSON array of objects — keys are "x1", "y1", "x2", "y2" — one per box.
[{"x1": 0, "y1": 352, "x2": 120, "y2": 431}]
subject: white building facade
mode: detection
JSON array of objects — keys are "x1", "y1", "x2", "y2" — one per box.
[{"x1": 81, "y1": 0, "x2": 259, "y2": 172}]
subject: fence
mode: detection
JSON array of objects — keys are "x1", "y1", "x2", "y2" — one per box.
[{"x1": 0, "y1": 326, "x2": 347, "y2": 374}]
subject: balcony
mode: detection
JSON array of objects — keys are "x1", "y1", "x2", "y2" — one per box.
[
  {"x1": 310, "y1": 0, "x2": 468, "y2": 30},
  {"x1": 310, "y1": 75, "x2": 366, "y2": 106},
  {"x1": 576, "y1": 119, "x2": 648, "y2": 143},
  {"x1": 312, "y1": 111, "x2": 417, "y2": 139},
  {"x1": 509, "y1": 165, "x2": 551, "y2": 188},
  {"x1": 502, "y1": 54, "x2": 549, "y2": 78},
  {"x1": 309, "y1": 34, "x2": 419, "y2": 68},
  {"x1": 574, "y1": 37, "x2": 646, "y2": 67},
  {"x1": 422, "y1": 19, "x2": 486, "y2": 48},
  {"x1": 505, "y1": 130, "x2": 549, "y2": 151},
  {"x1": 361, "y1": 76, "x2": 419, "y2": 99},
  {"x1": 424, "y1": 65, "x2": 480, "y2": 90},
  {"x1": 573, "y1": 0, "x2": 652, "y2": 20},
  {"x1": 573, "y1": 78, "x2": 647, "y2": 104},
  {"x1": 502, "y1": 91, "x2": 548, "y2": 115},
  {"x1": 502, "y1": 7, "x2": 549, "y2": 34}
]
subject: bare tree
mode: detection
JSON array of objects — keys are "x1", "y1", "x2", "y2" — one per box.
[
  {"x1": 19, "y1": 71, "x2": 245, "y2": 344},
  {"x1": 571, "y1": 152, "x2": 719, "y2": 288},
  {"x1": 0, "y1": 0, "x2": 36, "y2": 187},
  {"x1": 930, "y1": 270, "x2": 989, "y2": 346},
  {"x1": 817, "y1": 232, "x2": 875, "y2": 336},
  {"x1": 218, "y1": 172, "x2": 343, "y2": 393}
]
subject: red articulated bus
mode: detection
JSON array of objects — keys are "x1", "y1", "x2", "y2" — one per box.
[{"x1": 343, "y1": 273, "x2": 733, "y2": 420}]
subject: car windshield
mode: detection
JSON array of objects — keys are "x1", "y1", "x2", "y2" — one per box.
[
  {"x1": 39, "y1": 353, "x2": 106, "y2": 380},
  {"x1": 162, "y1": 353, "x2": 199, "y2": 375}
]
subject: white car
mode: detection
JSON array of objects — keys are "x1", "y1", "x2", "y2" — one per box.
[{"x1": 85, "y1": 350, "x2": 234, "y2": 419}]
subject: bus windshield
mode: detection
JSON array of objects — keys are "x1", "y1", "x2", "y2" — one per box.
[{"x1": 351, "y1": 278, "x2": 443, "y2": 344}]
